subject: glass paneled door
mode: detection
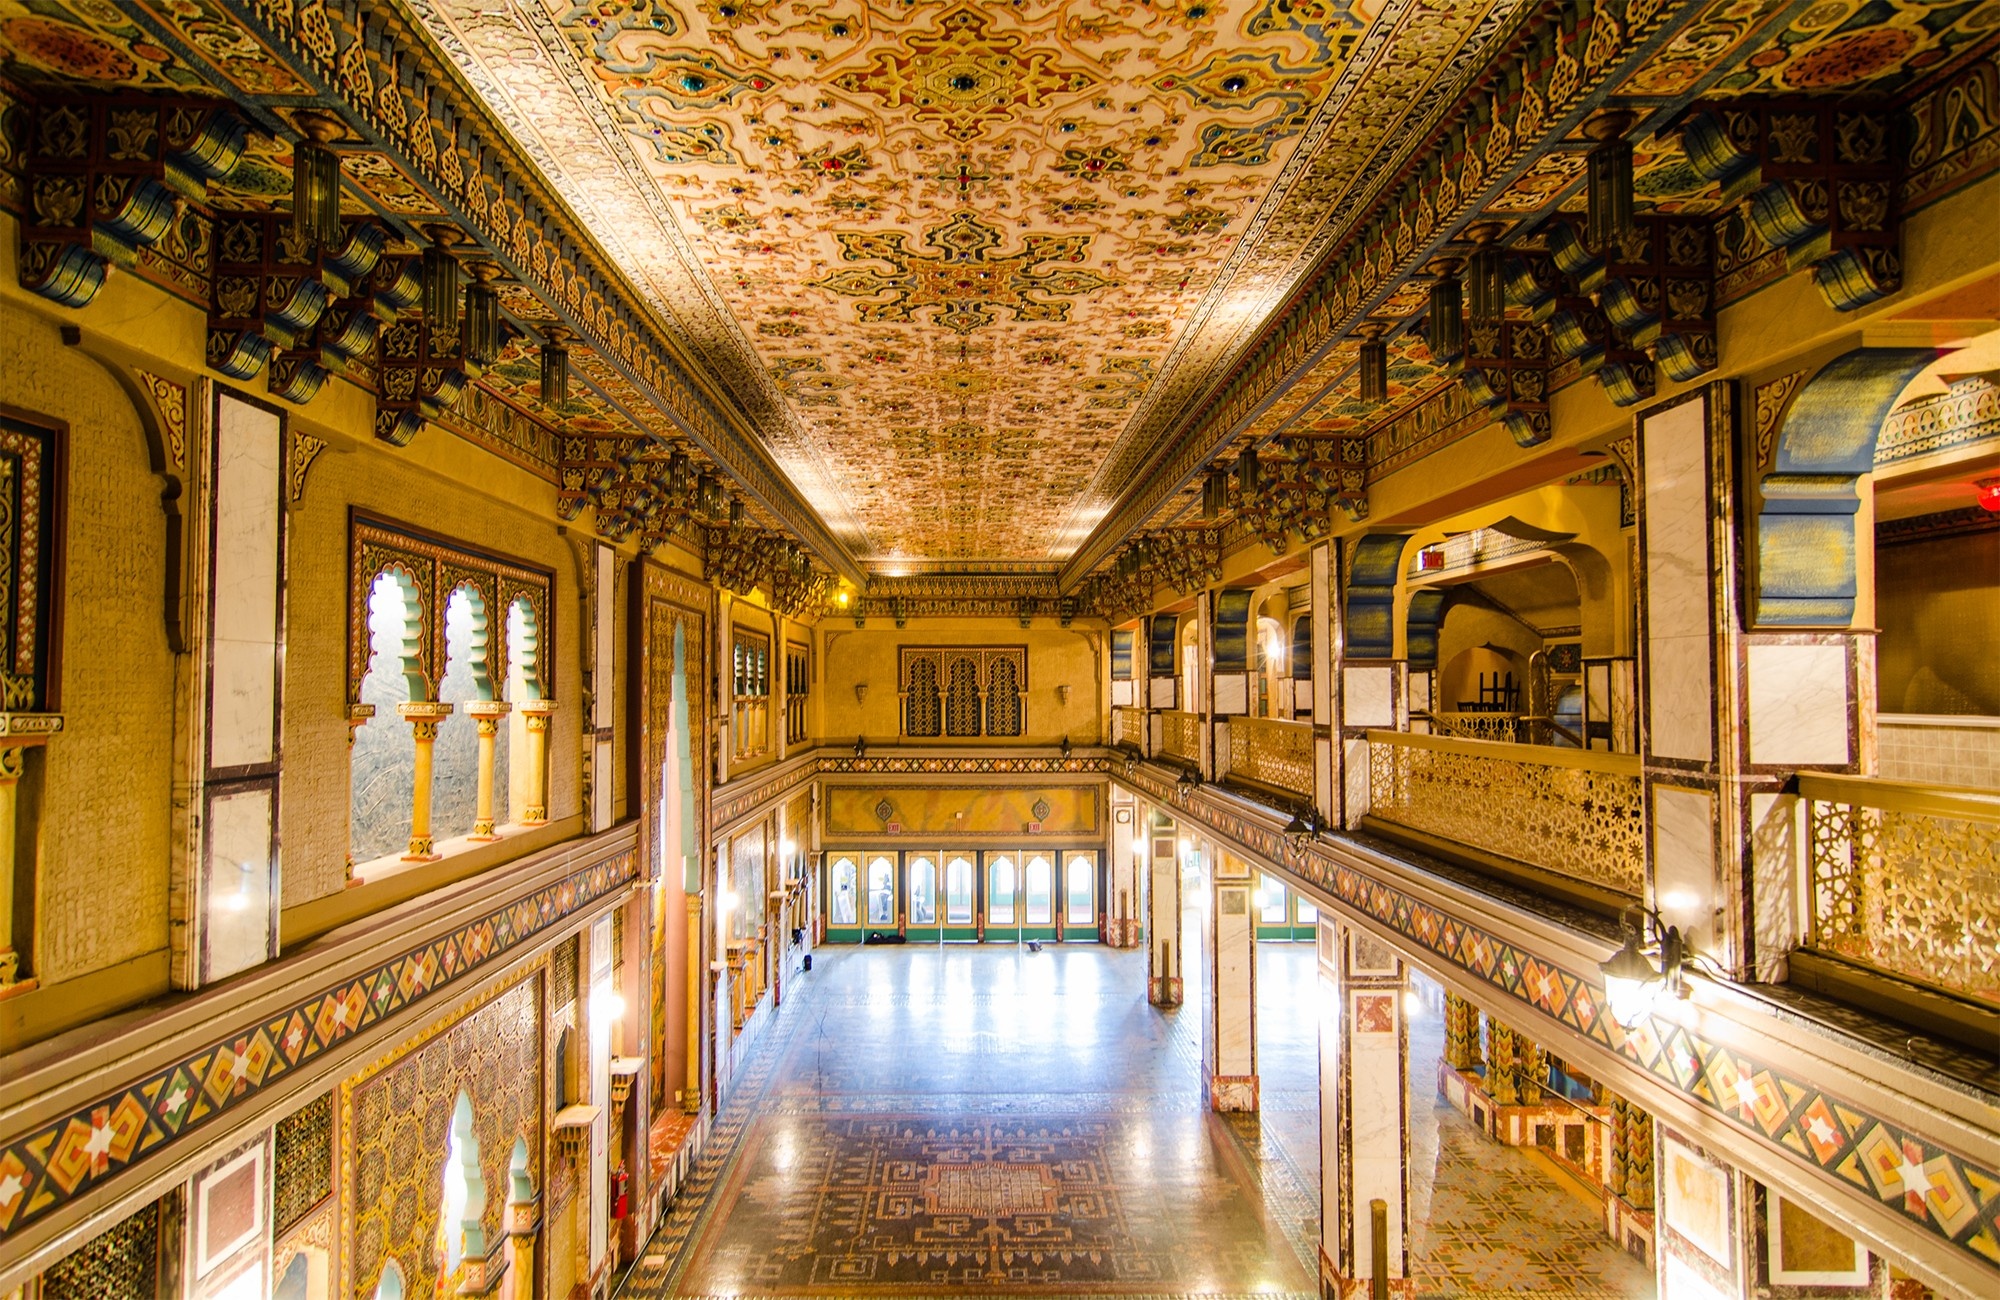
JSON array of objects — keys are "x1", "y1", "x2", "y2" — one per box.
[
  {"x1": 906, "y1": 852, "x2": 941, "y2": 943},
  {"x1": 866, "y1": 854, "x2": 899, "y2": 937},
  {"x1": 825, "y1": 853, "x2": 862, "y2": 943},
  {"x1": 1255, "y1": 874, "x2": 1317, "y2": 941},
  {"x1": 1061, "y1": 850, "x2": 1099, "y2": 941},
  {"x1": 1020, "y1": 851, "x2": 1058, "y2": 942},
  {"x1": 985, "y1": 852, "x2": 1021, "y2": 943},
  {"x1": 942, "y1": 852, "x2": 978, "y2": 942}
]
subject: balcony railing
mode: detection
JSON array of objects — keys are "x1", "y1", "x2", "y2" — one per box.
[
  {"x1": 1802, "y1": 773, "x2": 2000, "y2": 1009},
  {"x1": 1159, "y1": 710, "x2": 1200, "y2": 764},
  {"x1": 1228, "y1": 716, "x2": 1313, "y2": 798},
  {"x1": 1112, "y1": 705, "x2": 1146, "y2": 749},
  {"x1": 1367, "y1": 730, "x2": 1644, "y2": 898}
]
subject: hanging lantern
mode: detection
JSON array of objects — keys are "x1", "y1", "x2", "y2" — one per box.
[
  {"x1": 1467, "y1": 246, "x2": 1507, "y2": 325},
  {"x1": 698, "y1": 472, "x2": 718, "y2": 517},
  {"x1": 463, "y1": 268, "x2": 500, "y2": 367},
  {"x1": 1201, "y1": 471, "x2": 1227, "y2": 521},
  {"x1": 422, "y1": 244, "x2": 460, "y2": 336},
  {"x1": 1426, "y1": 270, "x2": 1464, "y2": 364},
  {"x1": 729, "y1": 495, "x2": 745, "y2": 527},
  {"x1": 1359, "y1": 333, "x2": 1388, "y2": 405},
  {"x1": 540, "y1": 327, "x2": 570, "y2": 409},
  {"x1": 290, "y1": 113, "x2": 344, "y2": 249},
  {"x1": 1585, "y1": 112, "x2": 1636, "y2": 253},
  {"x1": 1237, "y1": 447, "x2": 1259, "y2": 497}
]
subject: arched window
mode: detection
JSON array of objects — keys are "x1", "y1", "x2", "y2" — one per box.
[
  {"x1": 373, "y1": 1259, "x2": 406, "y2": 1300},
  {"x1": 908, "y1": 856, "x2": 937, "y2": 925},
  {"x1": 986, "y1": 657, "x2": 1022, "y2": 736},
  {"x1": 351, "y1": 570, "x2": 422, "y2": 863},
  {"x1": 829, "y1": 856, "x2": 858, "y2": 926},
  {"x1": 1291, "y1": 615, "x2": 1311, "y2": 681},
  {"x1": 943, "y1": 656, "x2": 982, "y2": 737},
  {"x1": 433, "y1": 586, "x2": 492, "y2": 841},
  {"x1": 1024, "y1": 854, "x2": 1053, "y2": 924},
  {"x1": 437, "y1": 1091, "x2": 485, "y2": 1275},
  {"x1": 989, "y1": 855, "x2": 1017, "y2": 925},
  {"x1": 1066, "y1": 856, "x2": 1094, "y2": 924},
  {"x1": 905, "y1": 657, "x2": 942, "y2": 737},
  {"x1": 866, "y1": 855, "x2": 895, "y2": 926},
  {"x1": 945, "y1": 855, "x2": 974, "y2": 925}
]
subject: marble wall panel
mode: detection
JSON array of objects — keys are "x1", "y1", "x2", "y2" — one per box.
[
  {"x1": 1643, "y1": 400, "x2": 1715, "y2": 764},
  {"x1": 1651, "y1": 785, "x2": 1718, "y2": 956},
  {"x1": 211, "y1": 394, "x2": 283, "y2": 772},
  {"x1": 1343, "y1": 666, "x2": 1396, "y2": 730},
  {"x1": 1746, "y1": 642, "x2": 1850, "y2": 767}
]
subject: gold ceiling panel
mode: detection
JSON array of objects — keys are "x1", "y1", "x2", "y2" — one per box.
[{"x1": 404, "y1": 0, "x2": 1530, "y2": 565}]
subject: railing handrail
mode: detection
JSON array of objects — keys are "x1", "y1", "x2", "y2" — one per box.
[
  {"x1": 1231, "y1": 714, "x2": 1313, "y2": 733},
  {"x1": 1366, "y1": 728, "x2": 1641, "y2": 776},
  {"x1": 1798, "y1": 771, "x2": 2000, "y2": 822}
]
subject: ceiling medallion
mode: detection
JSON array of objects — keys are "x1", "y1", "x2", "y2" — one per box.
[
  {"x1": 833, "y1": 5, "x2": 1099, "y2": 144},
  {"x1": 814, "y1": 211, "x2": 1116, "y2": 335}
]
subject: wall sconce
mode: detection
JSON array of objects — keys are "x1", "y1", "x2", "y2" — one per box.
[
  {"x1": 854, "y1": 683, "x2": 868, "y2": 706},
  {"x1": 1358, "y1": 326, "x2": 1388, "y2": 405},
  {"x1": 1055, "y1": 683, "x2": 1071, "y2": 706},
  {"x1": 1174, "y1": 766, "x2": 1198, "y2": 806},
  {"x1": 1283, "y1": 806, "x2": 1321, "y2": 850},
  {"x1": 1599, "y1": 906, "x2": 1695, "y2": 1029},
  {"x1": 1059, "y1": 735, "x2": 1072, "y2": 760}
]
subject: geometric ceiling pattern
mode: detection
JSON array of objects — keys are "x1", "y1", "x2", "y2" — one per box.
[{"x1": 405, "y1": 0, "x2": 1534, "y2": 567}]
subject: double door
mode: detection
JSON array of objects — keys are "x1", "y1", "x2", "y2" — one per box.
[{"x1": 822, "y1": 848, "x2": 1100, "y2": 943}]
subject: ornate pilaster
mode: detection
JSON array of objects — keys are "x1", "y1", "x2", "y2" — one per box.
[
  {"x1": 1443, "y1": 991, "x2": 1484, "y2": 1072},
  {"x1": 0, "y1": 715, "x2": 61, "y2": 990},
  {"x1": 1485, "y1": 1017, "x2": 1522, "y2": 1106},
  {"x1": 1319, "y1": 916, "x2": 1411, "y2": 1298},
  {"x1": 398, "y1": 701, "x2": 453, "y2": 860},
  {"x1": 467, "y1": 700, "x2": 513, "y2": 840}
]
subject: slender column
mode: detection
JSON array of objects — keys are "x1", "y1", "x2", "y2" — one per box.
[
  {"x1": 0, "y1": 743, "x2": 27, "y2": 987},
  {"x1": 344, "y1": 704, "x2": 374, "y2": 882},
  {"x1": 1204, "y1": 851, "x2": 1258, "y2": 1112},
  {"x1": 467, "y1": 700, "x2": 512, "y2": 840},
  {"x1": 518, "y1": 699, "x2": 558, "y2": 825},
  {"x1": 1443, "y1": 992, "x2": 1483, "y2": 1072},
  {"x1": 1319, "y1": 914, "x2": 1411, "y2": 1298},
  {"x1": 399, "y1": 701, "x2": 453, "y2": 860},
  {"x1": 1146, "y1": 814, "x2": 1182, "y2": 1006},
  {"x1": 504, "y1": 1171, "x2": 541, "y2": 1300},
  {"x1": 684, "y1": 892, "x2": 702, "y2": 1113}
]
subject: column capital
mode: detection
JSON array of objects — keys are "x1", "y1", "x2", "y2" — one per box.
[
  {"x1": 0, "y1": 713, "x2": 62, "y2": 744},
  {"x1": 516, "y1": 698, "x2": 558, "y2": 717},
  {"x1": 464, "y1": 699, "x2": 514, "y2": 720},
  {"x1": 398, "y1": 700, "x2": 455, "y2": 722}
]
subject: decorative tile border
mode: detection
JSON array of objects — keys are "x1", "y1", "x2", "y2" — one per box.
[
  {"x1": 1117, "y1": 764, "x2": 2000, "y2": 1275},
  {"x1": 0, "y1": 849, "x2": 637, "y2": 1240},
  {"x1": 714, "y1": 752, "x2": 1112, "y2": 829}
]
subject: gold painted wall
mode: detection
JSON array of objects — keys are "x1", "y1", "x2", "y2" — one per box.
[
  {"x1": 823, "y1": 784, "x2": 1099, "y2": 839},
  {"x1": 341, "y1": 971, "x2": 544, "y2": 1300},
  {"x1": 818, "y1": 620, "x2": 1104, "y2": 744},
  {"x1": 1877, "y1": 528, "x2": 2000, "y2": 715},
  {"x1": 0, "y1": 299, "x2": 175, "y2": 990}
]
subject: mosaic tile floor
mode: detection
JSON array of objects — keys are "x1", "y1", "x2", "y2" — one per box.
[{"x1": 620, "y1": 943, "x2": 1654, "y2": 1299}]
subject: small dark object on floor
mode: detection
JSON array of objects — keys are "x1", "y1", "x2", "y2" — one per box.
[
  {"x1": 864, "y1": 930, "x2": 907, "y2": 944},
  {"x1": 801, "y1": 954, "x2": 812, "y2": 971},
  {"x1": 1027, "y1": 940, "x2": 1043, "y2": 953}
]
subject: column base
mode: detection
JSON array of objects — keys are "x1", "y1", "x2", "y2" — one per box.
[
  {"x1": 468, "y1": 829, "x2": 502, "y2": 843},
  {"x1": 1320, "y1": 1248, "x2": 1414, "y2": 1299},
  {"x1": 400, "y1": 849, "x2": 442, "y2": 863},
  {"x1": 1147, "y1": 975, "x2": 1182, "y2": 1006},
  {"x1": 1208, "y1": 1074, "x2": 1259, "y2": 1113}
]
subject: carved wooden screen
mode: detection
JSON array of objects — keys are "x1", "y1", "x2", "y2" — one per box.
[
  {"x1": 899, "y1": 647, "x2": 1027, "y2": 739},
  {"x1": 986, "y1": 657, "x2": 1022, "y2": 736},
  {"x1": 943, "y1": 655, "x2": 982, "y2": 736},
  {"x1": 905, "y1": 656, "x2": 941, "y2": 737}
]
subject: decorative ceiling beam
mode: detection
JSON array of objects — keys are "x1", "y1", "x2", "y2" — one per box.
[
  {"x1": 108, "y1": 0, "x2": 865, "y2": 587},
  {"x1": 1055, "y1": 0, "x2": 1769, "y2": 594}
]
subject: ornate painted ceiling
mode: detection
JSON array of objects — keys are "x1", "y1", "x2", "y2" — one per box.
[{"x1": 402, "y1": 0, "x2": 1539, "y2": 567}]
